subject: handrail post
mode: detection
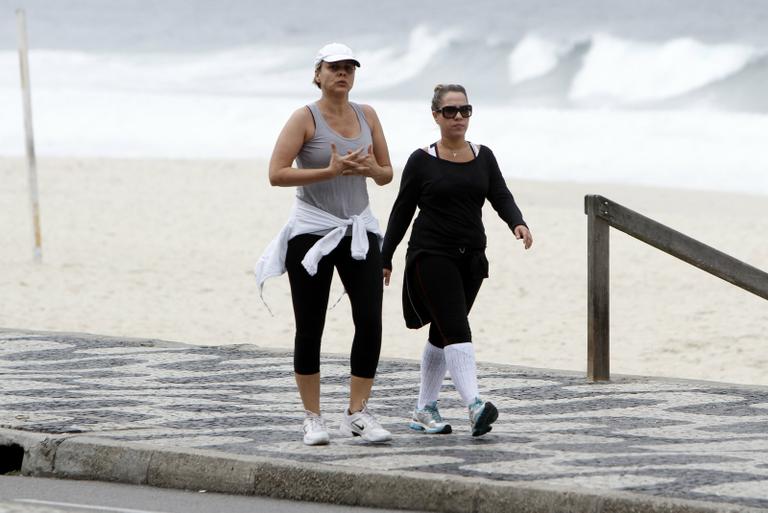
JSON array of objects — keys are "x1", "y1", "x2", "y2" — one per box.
[
  {"x1": 586, "y1": 196, "x2": 610, "y2": 381},
  {"x1": 584, "y1": 194, "x2": 768, "y2": 383}
]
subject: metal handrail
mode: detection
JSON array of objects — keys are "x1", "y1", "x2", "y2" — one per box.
[{"x1": 584, "y1": 194, "x2": 768, "y2": 382}]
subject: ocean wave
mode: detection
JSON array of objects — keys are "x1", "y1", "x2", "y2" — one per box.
[
  {"x1": 569, "y1": 33, "x2": 757, "y2": 105},
  {"x1": 655, "y1": 55, "x2": 768, "y2": 111},
  {"x1": 2, "y1": 87, "x2": 766, "y2": 196},
  {"x1": 1, "y1": 28, "x2": 766, "y2": 112},
  {"x1": 355, "y1": 25, "x2": 459, "y2": 91},
  {"x1": 0, "y1": 25, "x2": 456, "y2": 97},
  {"x1": 507, "y1": 33, "x2": 564, "y2": 84}
]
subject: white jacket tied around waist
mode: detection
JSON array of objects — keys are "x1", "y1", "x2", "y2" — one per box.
[{"x1": 254, "y1": 198, "x2": 383, "y2": 297}]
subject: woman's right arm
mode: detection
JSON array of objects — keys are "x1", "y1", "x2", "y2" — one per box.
[
  {"x1": 268, "y1": 107, "x2": 350, "y2": 186},
  {"x1": 381, "y1": 153, "x2": 422, "y2": 271}
]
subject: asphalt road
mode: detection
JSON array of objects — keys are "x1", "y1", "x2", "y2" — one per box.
[{"x1": 0, "y1": 476, "x2": 428, "y2": 513}]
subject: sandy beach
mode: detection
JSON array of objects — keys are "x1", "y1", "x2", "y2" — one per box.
[{"x1": 1, "y1": 157, "x2": 766, "y2": 386}]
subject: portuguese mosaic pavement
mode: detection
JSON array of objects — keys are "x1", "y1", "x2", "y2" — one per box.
[{"x1": 1, "y1": 329, "x2": 768, "y2": 510}]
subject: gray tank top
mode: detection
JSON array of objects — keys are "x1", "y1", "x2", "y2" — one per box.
[{"x1": 296, "y1": 102, "x2": 372, "y2": 220}]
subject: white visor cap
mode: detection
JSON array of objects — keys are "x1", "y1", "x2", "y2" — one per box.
[{"x1": 314, "y1": 42, "x2": 361, "y2": 68}]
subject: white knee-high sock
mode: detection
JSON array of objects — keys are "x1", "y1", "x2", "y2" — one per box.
[
  {"x1": 444, "y1": 342, "x2": 479, "y2": 406},
  {"x1": 418, "y1": 342, "x2": 446, "y2": 409}
]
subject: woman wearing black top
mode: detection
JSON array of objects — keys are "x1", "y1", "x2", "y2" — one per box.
[{"x1": 381, "y1": 84, "x2": 533, "y2": 437}]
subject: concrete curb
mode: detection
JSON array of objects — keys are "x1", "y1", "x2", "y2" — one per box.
[
  {"x1": 0, "y1": 429, "x2": 70, "y2": 477},
  {"x1": 0, "y1": 429, "x2": 762, "y2": 513}
]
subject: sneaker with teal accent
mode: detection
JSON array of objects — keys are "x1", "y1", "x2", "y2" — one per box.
[
  {"x1": 468, "y1": 397, "x2": 498, "y2": 437},
  {"x1": 409, "y1": 401, "x2": 452, "y2": 434}
]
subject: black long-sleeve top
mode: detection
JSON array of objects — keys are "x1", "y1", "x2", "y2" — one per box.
[{"x1": 381, "y1": 145, "x2": 527, "y2": 270}]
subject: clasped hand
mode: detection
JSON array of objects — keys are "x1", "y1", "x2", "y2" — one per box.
[{"x1": 329, "y1": 143, "x2": 380, "y2": 177}]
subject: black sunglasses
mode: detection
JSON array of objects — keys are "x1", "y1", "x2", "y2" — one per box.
[{"x1": 435, "y1": 104, "x2": 473, "y2": 119}]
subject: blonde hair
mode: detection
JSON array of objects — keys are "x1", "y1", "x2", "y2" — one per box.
[{"x1": 431, "y1": 84, "x2": 468, "y2": 111}]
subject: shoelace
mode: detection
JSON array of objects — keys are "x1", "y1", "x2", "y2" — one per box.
[
  {"x1": 304, "y1": 412, "x2": 326, "y2": 433},
  {"x1": 468, "y1": 399, "x2": 484, "y2": 422},
  {"x1": 423, "y1": 403, "x2": 443, "y2": 422},
  {"x1": 358, "y1": 405, "x2": 383, "y2": 430}
]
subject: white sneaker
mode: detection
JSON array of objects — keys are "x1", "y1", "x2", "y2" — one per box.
[
  {"x1": 302, "y1": 410, "x2": 330, "y2": 446},
  {"x1": 339, "y1": 401, "x2": 392, "y2": 443},
  {"x1": 410, "y1": 401, "x2": 452, "y2": 434}
]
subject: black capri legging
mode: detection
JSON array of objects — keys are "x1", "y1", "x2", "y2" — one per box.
[
  {"x1": 411, "y1": 253, "x2": 485, "y2": 348},
  {"x1": 286, "y1": 232, "x2": 383, "y2": 378}
]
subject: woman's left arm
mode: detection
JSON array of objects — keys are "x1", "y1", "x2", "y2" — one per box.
[
  {"x1": 360, "y1": 104, "x2": 394, "y2": 186},
  {"x1": 486, "y1": 148, "x2": 533, "y2": 249}
]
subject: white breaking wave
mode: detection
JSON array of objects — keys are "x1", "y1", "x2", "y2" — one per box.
[
  {"x1": 570, "y1": 33, "x2": 757, "y2": 105},
  {"x1": 2, "y1": 21, "x2": 768, "y2": 196},
  {"x1": 0, "y1": 46, "x2": 311, "y2": 95},
  {"x1": 0, "y1": 25, "x2": 456, "y2": 97},
  {"x1": 0, "y1": 30, "x2": 764, "y2": 108},
  {"x1": 2, "y1": 85, "x2": 767, "y2": 196},
  {"x1": 507, "y1": 33, "x2": 563, "y2": 84},
  {"x1": 354, "y1": 25, "x2": 459, "y2": 92}
]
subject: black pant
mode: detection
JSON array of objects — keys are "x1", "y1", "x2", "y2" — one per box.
[
  {"x1": 411, "y1": 253, "x2": 484, "y2": 348},
  {"x1": 286, "y1": 233, "x2": 383, "y2": 378}
]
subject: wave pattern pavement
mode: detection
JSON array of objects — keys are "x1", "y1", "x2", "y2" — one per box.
[{"x1": 1, "y1": 329, "x2": 767, "y2": 510}]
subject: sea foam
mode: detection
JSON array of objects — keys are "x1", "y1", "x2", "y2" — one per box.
[{"x1": 2, "y1": 24, "x2": 767, "y2": 196}]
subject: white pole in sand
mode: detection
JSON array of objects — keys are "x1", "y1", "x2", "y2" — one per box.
[{"x1": 17, "y1": 8, "x2": 42, "y2": 262}]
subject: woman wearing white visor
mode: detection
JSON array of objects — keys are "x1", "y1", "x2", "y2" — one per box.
[{"x1": 256, "y1": 43, "x2": 393, "y2": 445}]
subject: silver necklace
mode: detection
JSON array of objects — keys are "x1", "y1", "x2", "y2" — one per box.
[{"x1": 441, "y1": 142, "x2": 463, "y2": 158}]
